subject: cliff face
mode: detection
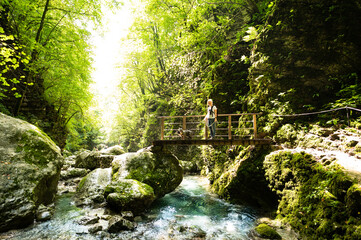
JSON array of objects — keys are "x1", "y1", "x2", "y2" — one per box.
[
  {"x1": 248, "y1": 0, "x2": 361, "y2": 112},
  {"x1": 202, "y1": 145, "x2": 278, "y2": 210}
]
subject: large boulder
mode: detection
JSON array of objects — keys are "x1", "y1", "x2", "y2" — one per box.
[
  {"x1": 104, "y1": 179, "x2": 155, "y2": 214},
  {"x1": 75, "y1": 150, "x2": 114, "y2": 170},
  {"x1": 100, "y1": 145, "x2": 125, "y2": 156},
  {"x1": 112, "y1": 147, "x2": 183, "y2": 198},
  {"x1": 0, "y1": 113, "x2": 63, "y2": 232},
  {"x1": 75, "y1": 168, "x2": 112, "y2": 206}
]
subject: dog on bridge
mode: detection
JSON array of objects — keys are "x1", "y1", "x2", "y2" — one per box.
[{"x1": 176, "y1": 128, "x2": 193, "y2": 139}]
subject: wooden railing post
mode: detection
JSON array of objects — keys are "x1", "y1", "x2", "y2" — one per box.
[
  {"x1": 253, "y1": 114, "x2": 257, "y2": 139},
  {"x1": 205, "y1": 118, "x2": 208, "y2": 140},
  {"x1": 228, "y1": 115, "x2": 232, "y2": 140},
  {"x1": 182, "y1": 116, "x2": 186, "y2": 140},
  {"x1": 160, "y1": 118, "x2": 164, "y2": 140}
]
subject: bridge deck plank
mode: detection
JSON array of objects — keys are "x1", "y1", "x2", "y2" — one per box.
[{"x1": 153, "y1": 138, "x2": 273, "y2": 146}]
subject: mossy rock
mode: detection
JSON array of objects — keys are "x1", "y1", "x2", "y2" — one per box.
[
  {"x1": 355, "y1": 143, "x2": 361, "y2": 153},
  {"x1": 274, "y1": 124, "x2": 298, "y2": 146},
  {"x1": 264, "y1": 150, "x2": 361, "y2": 239},
  {"x1": 205, "y1": 145, "x2": 278, "y2": 209},
  {"x1": 112, "y1": 148, "x2": 183, "y2": 198},
  {"x1": 75, "y1": 150, "x2": 114, "y2": 170},
  {"x1": 104, "y1": 179, "x2": 155, "y2": 214},
  {"x1": 346, "y1": 184, "x2": 361, "y2": 217},
  {"x1": 255, "y1": 223, "x2": 281, "y2": 239},
  {"x1": 100, "y1": 145, "x2": 125, "y2": 155},
  {"x1": 0, "y1": 113, "x2": 63, "y2": 232},
  {"x1": 75, "y1": 168, "x2": 112, "y2": 206}
]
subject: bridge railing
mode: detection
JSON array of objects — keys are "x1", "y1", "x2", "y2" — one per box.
[{"x1": 158, "y1": 113, "x2": 262, "y2": 140}]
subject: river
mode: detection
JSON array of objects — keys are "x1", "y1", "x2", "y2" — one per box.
[{"x1": 4, "y1": 175, "x2": 257, "y2": 240}]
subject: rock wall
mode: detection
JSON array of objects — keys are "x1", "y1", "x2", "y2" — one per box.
[
  {"x1": 202, "y1": 145, "x2": 278, "y2": 210},
  {"x1": 248, "y1": 0, "x2": 361, "y2": 112},
  {"x1": 264, "y1": 150, "x2": 361, "y2": 239},
  {"x1": 0, "y1": 113, "x2": 63, "y2": 232}
]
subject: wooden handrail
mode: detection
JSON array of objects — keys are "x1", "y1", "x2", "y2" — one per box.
[
  {"x1": 159, "y1": 112, "x2": 262, "y2": 140},
  {"x1": 158, "y1": 113, "x2": 262, "y2": 119}
]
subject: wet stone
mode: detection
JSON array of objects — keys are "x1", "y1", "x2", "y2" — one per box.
[
  {"x1": 77, "y1": 216, "x2": 100, "y2": 225},
  {"x1": 330, "y1": 134, "x2": 340, "y2": 141},
  {"x1": 108, "y1": 216, "x2": 136, "y2": 233},
  {"x1": 121, "y1": 211, "x2": 134, "y2": 221},
  {"x1": 347, "y1": 140, "x2": 359, "y2": 148},
  {"x1": 88, "y1": 224, "x2": 103, "y2": 234},
  {"x1": 36, "y1": 211, "x2": 52, "y2": 222},
  {"x1": 36, "y1": 204, "x2": 54, "y2": 222}
]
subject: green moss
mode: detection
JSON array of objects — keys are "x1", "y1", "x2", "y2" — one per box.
[
  {"x1": 77, "y1": 175, "x2": 88, "y2": 191},
  {"x1": 255, "y1": 223, "x2": 281, "y2": 239},
  {"x1": 265, "y1": 151, "x2": 361, "y2": 239},
  {"x1": 204, "y1": 145, "x2": 278, "y2": 209},
  {"x1": 346, "y1": 184, "x2": 361, "y2": 217},
  {"x1": 15, "y1": 129, "x2": 59, "y2": 167},
  {"x1": 274, "y1": 124, "x2": 298, "y2": 147},
  {"x1": 104, "y1": 179, "x2": 155, "y2": 214}
]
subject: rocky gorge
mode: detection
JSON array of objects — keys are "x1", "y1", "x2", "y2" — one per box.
[
  {"x1": 0, "y1": 113, "x2": 183, "y2": 237},
  {"x1": 1, "y1": 111, "x2": 361, "y2": 239}
]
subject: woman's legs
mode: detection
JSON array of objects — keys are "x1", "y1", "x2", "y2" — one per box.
[{"x1": 208, "y1": 118, "x2": 216, "y2": 138}]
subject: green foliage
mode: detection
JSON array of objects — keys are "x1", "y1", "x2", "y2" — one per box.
[
  {"x1": 110, "y1": 0, "x2": 264, "y2": 149},
  {"x1": 0, "y1": 0, "x2": 119, "y2": 147},
  {"x1": 0, "y1": 27, "x2": 31, "y2": 100},
  {"x1": 65, "y1": 115, "x2": 103, "y2": 152}
]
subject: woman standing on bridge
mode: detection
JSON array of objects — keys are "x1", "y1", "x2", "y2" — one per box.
[{"x1": 204, "y1": 99, "x2": 217, "y2": 139}]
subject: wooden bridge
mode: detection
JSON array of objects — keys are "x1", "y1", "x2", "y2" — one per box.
[{"x1": 153, "y1": 113, "x2": 273, "y2": 146}]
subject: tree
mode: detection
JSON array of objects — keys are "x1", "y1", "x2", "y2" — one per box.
[{"x1": 0, "y1": 0, "x2": 118, "y2": 146}]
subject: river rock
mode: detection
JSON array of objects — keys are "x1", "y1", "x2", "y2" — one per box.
[
  {"x1": 78, "y1": 216, "x2": 100, "y2": 225},
  {"x1": 75, "y1": 168, "x2": 112, "y2": 206},
  {"x1": 121, "y1": 211, "x2": 134, "y2": 221},
  {"x1": 346, "y1": 184, "x2": 361, "y2": 217},
  {"x1": 75, "y1": 150, "x2": 114, "y2": 170},
  {"x1": 62, "y1": 155, "x2": 76, "y2": 170},
  {"x1": 100, "y1": 145, "x2": 125, "y2": 155},
  {"x1": 254, "y1": 223, "x2": 282, "y2": 239},
  {"x1": 112, "y1": 147, "x2": 183, "y2": 198},
  {"x1": 0, "y1": 113, "x2": 63, "y2": 232},
  {"x1": 108, "y1": 215, "x2": 136, "y2": 233},
  {"x1": 88, "y1": 224, "x2": 103, "y2": 234},
  {"x1": 104, "y1": 179, "x2": 155, "y2": 214},
  {"x1": 60, "y1": 167, "x2": 89, "y2": 180}
]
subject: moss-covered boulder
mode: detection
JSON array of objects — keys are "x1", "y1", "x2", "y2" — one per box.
[
  {"x1": 100, "y1": 145, "x2": 125, "y2": 155},
  {"x1": 264, "y1": 150, "x2": 361, "y2": 239},
  {"x1": 60, "y1": 167, "x2": 89, "y2": 180},
  {"x1": 203, "y1": 145, "x2": 278, "y2": 209},
  {"x1": 104, "y1": 179, "x2": 155, "y2": 214},
  {"x1": 274, "y1": 124, "x2": 298, "y2": 147},
  {"x1": 0, "y1": 113, "x2": 63, "y2": 232},
  {"x1": 112, "y1": 148, "x2": 183, "y2": 198},
  {"x1": 346, "y1": 184, "x2": 361, "y2": 217},
  {"x1": 75, "y1": 168, "x2": 112, "y2": 206},
  {"x1": 75, "y1": 150, "x2": 114, "y2": 170},
  {"x1": 254, "y1": 223, "x2": 282, "y2": 239}
]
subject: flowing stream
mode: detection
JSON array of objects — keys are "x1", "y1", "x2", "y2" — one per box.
[{"x1": 4, "y1": 176, "x2": 257, "y2": 240}]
